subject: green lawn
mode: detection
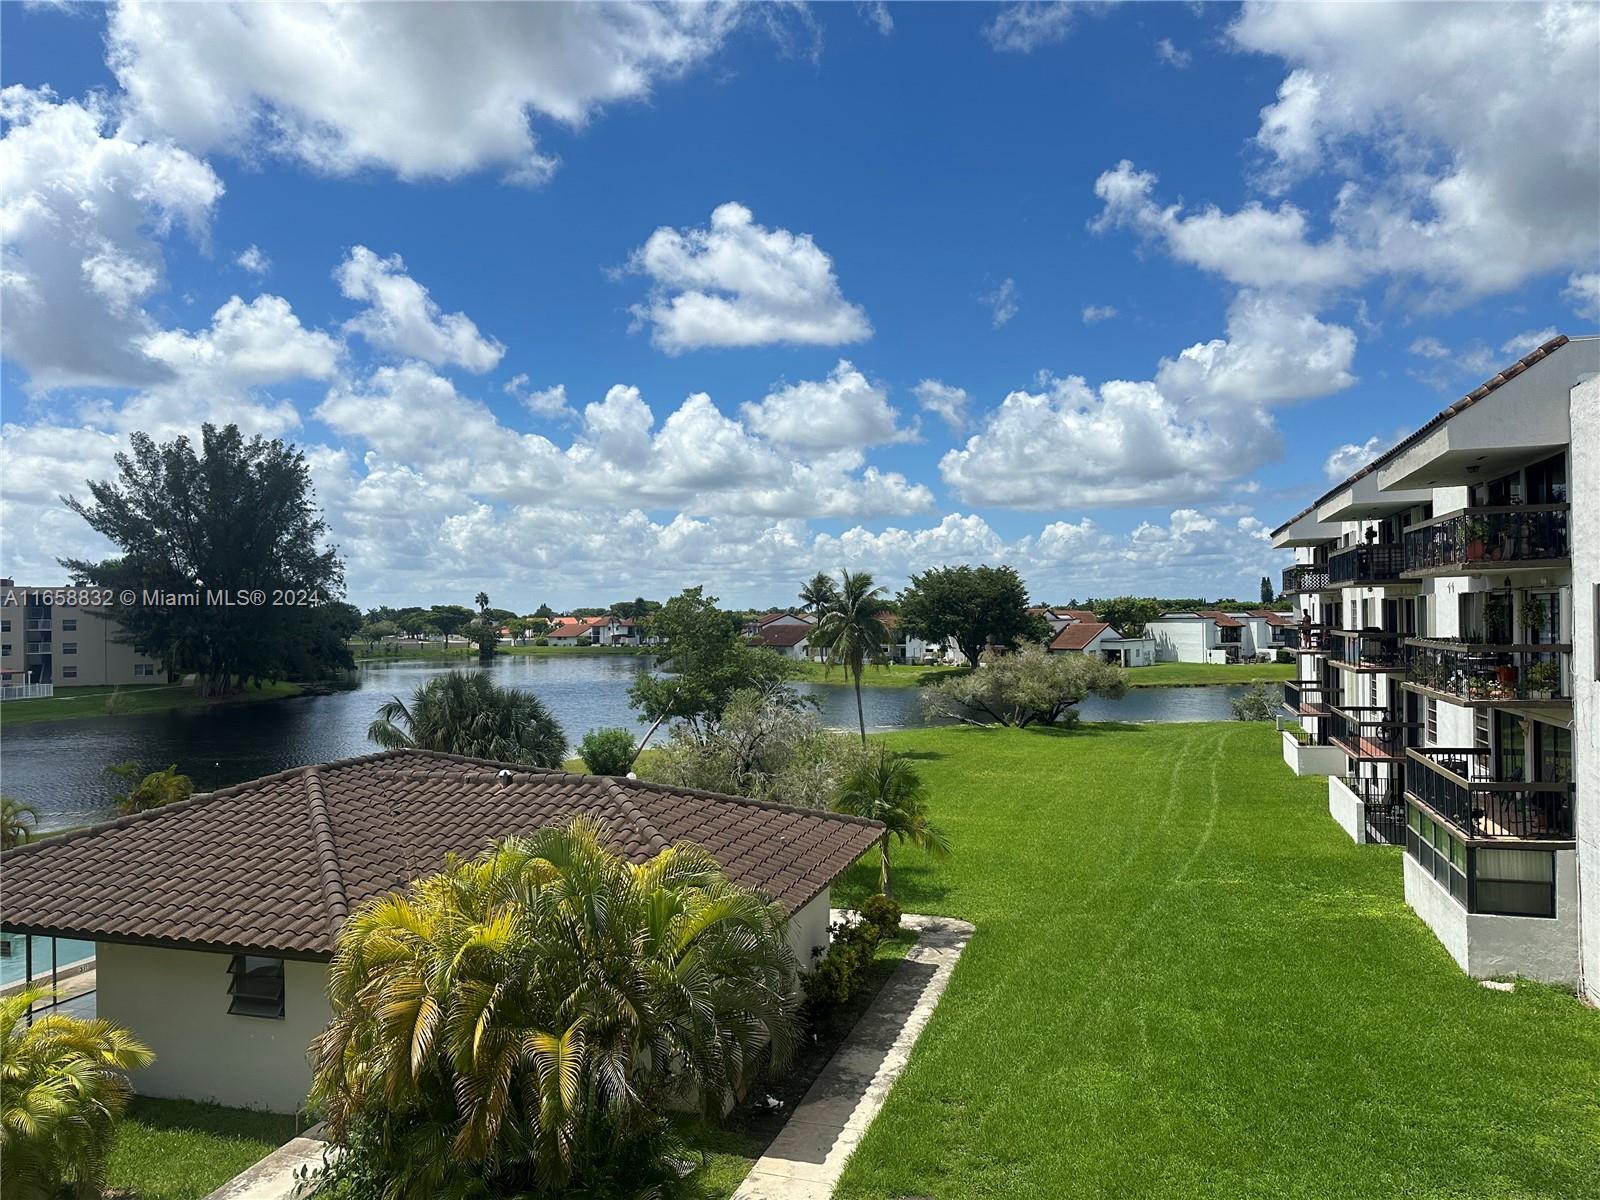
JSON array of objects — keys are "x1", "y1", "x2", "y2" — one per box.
[
  {"x1": 108, "y1": 1098, "x2": 300, "y2": 1200},
  {"x1": 0, "y1": 680, "x2": 303, "y2": 726},
  {"x1": 821, "y1": 722, "x2": 1599, "y2": 1199},
  {"x1": 785, "y1": 659, "x2": 969, "y2": 689},
  {"x1": 1125, "y1": 660, "x2": 1295, "y2": 687}
]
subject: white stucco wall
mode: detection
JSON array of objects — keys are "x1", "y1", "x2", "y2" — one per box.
[
  {"x1": 785, "y1": 891, "x2": 833, "y2": 971},
  {"x1": 1147, "y1": 619, "x2": 1221, "y2": 663},
  {"x1": 1327, "y1": 775, "x2": 1366, "y2": 844},
  {"x1": 1282, "y1": 731, "x2": 1345, "y2": 777},
  {"x1": 96, "y1": 943, "x2": 331, "y2": 1113},
  {"x1": 1402, "y1": 851, "x2": 1581, "y2": 985},
  {"x1": 1571, "y1": 373, "x2": 1599, "y2": 1004}
]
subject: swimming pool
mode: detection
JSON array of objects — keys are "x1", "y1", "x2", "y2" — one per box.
[{"x1": 0, "y1": 935, "x2": 95, "y2": 985}]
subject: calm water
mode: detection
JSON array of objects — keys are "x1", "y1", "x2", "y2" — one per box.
[{"x1": 2, "y1": 655, "x2": 1251, "y2": 832}]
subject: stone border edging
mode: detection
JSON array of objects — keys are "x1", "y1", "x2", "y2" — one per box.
[{"x1": 731, "y1": 911, "x2": 975, "y2": 1199}]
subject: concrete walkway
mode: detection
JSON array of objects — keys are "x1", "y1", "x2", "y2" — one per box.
[{"x1": 732, "y1": 912, "x2": 975, "y2": 1200}]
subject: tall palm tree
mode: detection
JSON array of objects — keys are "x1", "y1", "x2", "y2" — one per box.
[
  {"x1": 368, "y1": 670, "x2": 566, "y2": 766},
  {"x1": 834, "y1": 748, "x2": 951, "y2": 899},
  {"x1": 1, "y1": 987, "x2": 155, "y2": 1200},
  {"x1": 311, "y1": 817, "x2": 798, "y2": 1198},
  {"x1": 798, "y1": 571, "x2": 838, "y2": 615},
  {"x1": 809, "y1": 569, "x2": 890, "y2": 744},
  {"x1": 474, "y1": 590, "x2": 490, "y2": 613},
  {"x1": 1, "y1": 794, "x2": 39, "y2": 850}
]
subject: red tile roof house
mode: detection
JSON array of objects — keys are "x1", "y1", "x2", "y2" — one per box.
[
  {"x1": 1045, "y1": 621, "x2": 1156, "y2": 667},
  {"x1": 747, "y1": 611, "x2": 818, "y2": 660},
  {"x1": 1144, "y1": 611, "x2": 1251, "y2": 663},
  {"x1": 0, "y1": 749, "x2": 883, "y2": 1113}
]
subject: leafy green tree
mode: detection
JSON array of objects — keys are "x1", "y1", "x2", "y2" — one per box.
[
  {"x1": 61, "y1": 424, "x2": 348, "y2": 696},
  {"x1": 628, "y1": 587, "x2": 792, "y2": 743},
  {"x1": 471, "y1": 621, "x2": 499, "y2": 660},
  {"x1": 1, "y1": 986, "x2": 155, "y2": 1200},
  {"x1": 534, "y1": 602, "x2": 555, "y2": 619},
  {"x1": 1260, "y1": 576, "x2": 1275, "y2": 605},
  {"x1": 115, "y1": 764, "x2": 194, "y2": 815},
  {"x1": 1, "y1": 795, "x2": 39, "y2": 850},
  {"x1": 834, "y1": 748, "x2": 950, "y2": 899},
  {"x1": 427, "y1": 605, "x2": 475, "y2": 645},
  {"x1": 799, "y1": 571, "x2": 839, "y2": 615},
  {"x1": 896, "y1": 564, "x2": 1048, "y2": 668},
  {"x1": 505, "y1": 617, "x2": 528, "y2": 644},
  {"x1": 1231, "y1": 682, "x2": 1278, "y2": 722},
  {"x1": 1088, "y1": 596, "x2": 1164, "y2": 638},
  {"x1": 310, "y1": 818, "x2": 797, "y2": 1199},
  {"x1": 369, "y1": 671, "x2": 566, "y2": 766},
  {"x1": 810, "y1": 570, "x2": 890, "y2": 745},
  {"x1": 926, "y1": 644, "x2": 1127, "y2": 728},
  {"x1": 577, "y1": 727, "x2": 638, "y2": 775},
  {"x1": 358, "y1": 619, "x2": 399, "y2": 649}
]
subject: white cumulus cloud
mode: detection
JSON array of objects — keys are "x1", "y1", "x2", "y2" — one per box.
[
  {"x1": 913, "y1": 380, "x2": 971, "y2": 433},
  {"x1": 741, "y1": 360, "x2": 909, "y2": 452},
  {"x1": 336, "y1": 246, "x2": 505, "y2": 372}
]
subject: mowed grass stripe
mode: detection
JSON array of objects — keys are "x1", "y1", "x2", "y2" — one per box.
[{"x1": 830, "y1": 723, "x2": 1600, "y2": 1200}]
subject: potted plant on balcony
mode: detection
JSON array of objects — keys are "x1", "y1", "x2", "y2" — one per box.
[
  {"x1": 1524, "y1": 659, "x2": 1561, "y2": 701},
  {"x1": 1465, "y1": 516, "x2": 1490, "y2": 562}
]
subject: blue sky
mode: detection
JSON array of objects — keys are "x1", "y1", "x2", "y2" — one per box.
[{"x1": 2, "y1": 2, "x2": 1596, "y2": 611}]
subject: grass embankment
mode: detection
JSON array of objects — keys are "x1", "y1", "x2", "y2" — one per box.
[
  {"x1": 1125, "y1": 660, "x2": 1294, "y2": 687},
  {"x1": 817, "y1": 722, "x2": 1598, "y2": 1199},
  {"x1": 108, "y1": 1098, "x2": 299, "y2": 1200},
  {"x1": 785, "y1": 660, "x2": 968, "y2": 689},
  {"x1": 349, "y1": 642, "x2": 653, "y2": 663},
  {"x1": 0, "y1": 681, "x2": 303, "y2": 726}
]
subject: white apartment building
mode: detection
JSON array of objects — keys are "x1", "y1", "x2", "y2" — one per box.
[
  {"x1": 0, "y1": 580, "x2": 165, "y2": 689},
  {"x1": 1272, "y1": 334, "x2": 1597, "y2": 998}
]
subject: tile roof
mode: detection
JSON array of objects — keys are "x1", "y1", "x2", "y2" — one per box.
[
  {"x1": 1198, "y1": 610, "x2": 1245, "y2": 628},
  {"x1": 1270, "y1": 334, "x2": 1571, "y2": 537},
  {"x1": 0, "y1": 749, "x2": 884, "y2": 960},
  {"x1": 1048, "y1": 621, "x2": 1111, "y2": 651},
  {"x1": 1247, "y1": 609, "x2": 1297, "y2": 626},
  {"x1": 751, "y1": 622, "x2": 812, "y2": 648}
]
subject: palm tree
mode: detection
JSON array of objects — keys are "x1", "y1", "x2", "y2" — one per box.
[
  {"x1": 799, "y1": 571, "x2": 838, "y2": 615},
  {"x1": 311, "y1": 817, "x2": 798, "y2": 1198},
  {"x1": 1, "y1": 794, "x2": 39, "y2": 850},
  {"x1": 809, "y1": 569, "x2": 890, "y2": 744},
  {"x1": 116, "y1": 764, "x2": 194, "y2": 815},
  {"x1": 834, "y1": 748, "x2": 951, "y2": 899},
  {"x1": 1, "y1": 986, "x2": 155, "y2": 1200},
  {"x1": 369, "y1": 670, "x2": 567, "y2": 766},
  {"x1": 474, "y1": 590, "x2": 490, "y2": 613}
]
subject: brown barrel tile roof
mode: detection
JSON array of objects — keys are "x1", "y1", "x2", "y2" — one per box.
[
  {"x1": 1, "y1": 749, "x2": 884, "y2": 960},
  {"x1": 1048, "y1": 621, "x2": 1111, "y2": 651}
]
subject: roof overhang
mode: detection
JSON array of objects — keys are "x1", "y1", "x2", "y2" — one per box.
[
  {"x1": 1316, "y1": 473, "x2": 1431, "y2": 524},
  {"x1": 1271, "y1": 509, "x2": 1342, "y2": 549}
]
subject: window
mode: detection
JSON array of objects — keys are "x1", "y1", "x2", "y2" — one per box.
[
  {"x1": 1424, "y1": 697, "x2": 1437, "y2": 744},
  {"x1": 133, "y1": 663, "x2": 155, "y2": 677},
  {"x1": 61, "y1": 618, "x2": 76, "y2": 632},
  {"x1": 61, "y1": 642, "x2": 76, "y2": 655},
  {"x1": 62, "y1": 667, "x2": 77, "y2": 679},
  {"x1": 1473, "y1": 848, "x2": 1555, "y2": 918},
  {"x1": 227, "y1": 956, "x2": 285, "y2": 1018},
  {"x1": 1, "y1": 644, "x2": 10, "y2": 657},
  {"x1": 1473, "y1": 708, "x2": 1490, "y2": 751},
  {"x1": 0, "y1": 619, "x2": 9, "y2": 632}
]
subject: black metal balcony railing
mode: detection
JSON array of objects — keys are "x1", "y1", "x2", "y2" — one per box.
[
  {"x1": 1283, "y1": 680, "x2": 1333, "y2": 716},
  {"x1": 1331, "y1": 628, "x2": 1406, "y2": 670},
  {"x1": 1403, "y1": 639, "x2": 1570, "y2": 704},
  {"x1": 1405, "y1": 747, "x2": 1574, "y2": 840},
  {"x1": 1282, "y1": 564, "x2": 1331, "y2": 594},
  {"x1": 1327, "y1": 542, "x2": 1407, "y2": 586},
  {"x1": 1294, "y1": 624, "x2": 1335, "y2": 653},
  {"x1": 1340, "y1": 772, "x2": 1406, "y2": 844},
  {"x1": 1330, "y1": 706, "x2": 1420, "y2": 760},
  {"x1": 1402, "y1": 504, "x2": 1569, "y2": 575}
]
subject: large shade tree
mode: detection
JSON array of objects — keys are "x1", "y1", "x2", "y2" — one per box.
[
  {"x1": 61, "y1": 424, "x2": 350, "y2": 695},
  {"x1": 896, "y1": 564, "x2": 1049, "y2": 668},
  {"x1": 311, "y1": 818, "x2": 798, "y2": 1199},
  {"x1": 809, "y1": 569, "x2": 891, "y2": 744},
  {"x1": 1, "y1": 987, "x2": 154, "y2": 1200},
  {"x1": 369, "y1": 670, "x2": 566, "y2": 766}
]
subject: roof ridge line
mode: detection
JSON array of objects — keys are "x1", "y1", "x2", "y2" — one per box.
[
  {"x1": 600, "y1": 777, "x2": 671, "y2": 855},
  {"x1": 303, "y1": 766, "x2": 349, "y2": 942}
]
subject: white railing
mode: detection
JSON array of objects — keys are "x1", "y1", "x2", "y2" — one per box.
[{"x1": 0, "y1": 682, "x2": 53, "y2": 700}]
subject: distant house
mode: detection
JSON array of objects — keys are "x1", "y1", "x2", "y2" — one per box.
[
  {"x1": 1241, "y1": 609, "x2": 1299, "y2": 654},
  {"x1": 749, "y1": 612, "x2": 816, "y2": 659},
  {"x1": 1047, "y1": 620, "x2": 1155, "y2": 667},
  {"x1": 877, "y1": 613, "x2": 928, "y2": 665},
  {"x1": 0, "y1": 749, "x2": 884, "y2": 1113},
  {"x1": 1145, "y1": 611, "x2": 1250, "y2": 663},
  {"x1": 1029, "y1": 607, "x2": 1101, "y2": 638},
  {"x1": 544, "y1": 618, "x2": 593, "y2": 646}
]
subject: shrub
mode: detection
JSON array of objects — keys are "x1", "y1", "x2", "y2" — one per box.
[
  {"x1": 1275, "y1": 648, "x2": 1294, "y2": 664},
  {"x1": 1, "y1": 987, "x2": 154, "y2": 1198},
  {"x1": 860, "y1": 893, "x2": 902, "y2": 938},
  {"x1": 534, "y1": 635, "x2": 549, "y2": 646},
  {"x1": 578, "y1": 727, "x2": 638, "y2": 775},
  {"x1": 924, "y1": 644, "x2": 1126, "y2": 727},
  {"x1": 801, "y1": 919, "x2": 880, "y2": 1017},
  {"x1": 1231, "y1": 682, "x2": 1278, "y2": 722}
]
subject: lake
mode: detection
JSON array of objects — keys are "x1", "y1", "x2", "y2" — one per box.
[{"x1": 2, "y1": 655, "x2": 1253, "y2": 832}]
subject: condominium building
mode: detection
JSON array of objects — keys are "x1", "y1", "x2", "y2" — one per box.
[
  {"x1": 1271, "y1": 334, "x2": 1597, "y2": 1001},
  {"x1": 0, "y1": 580, "x2": 165, "y2": 688}
]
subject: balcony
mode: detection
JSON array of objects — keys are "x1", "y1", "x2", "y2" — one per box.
[
  {"x1": 1402, "y1": 504, "x2": 1569, "y2": 577},
  {"x1": 1337, "y1": 771, "x2": 1407, "y2": 844},
  {"x1": 1330, "y1": 706, "x2": 1419, "y2": 761},
  {"x1": 1326, "y1": 542, "x2": 1407, "y2": 586},
  {"x1": 1330, "y1": 628, "x2": 1406, "y2": 671},
  {"x1": 1404, "y1": 748, "x2": 1573, "y2": 841},
  {"x1": 1403, "y1": 639, "x2": 1570, "y2": 706},
  {"x1": 1282, "y1": 680, "x2": 1333, "y2": 718},
  {"x1": 1282, "y1": 564, "x2": 1330, "y2": 594},
  {"x1": 23, "y1": 642, "x2": 52, "y2": 656},
  {"x1": 1294, "y1": 624, "x2": 1335, "y2": 654}
]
